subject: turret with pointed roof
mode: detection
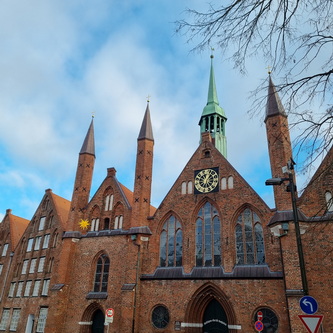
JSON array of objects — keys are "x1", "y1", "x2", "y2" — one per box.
[
  {"x1": 265, "y1": 75, "x2": 293, "y2": 210},
  {"x1": 199, "y1": 55, "x2": 227, "y2": 157},
  {"x1": 80, "y1": 118, "x2": 95, "y2": 156},
  {"x1": 265, "y1": 75, "x2": 287, "y2": 120},
  {"x1": 132, "y1": 103, "x2": 154, "y2": 227},
  {"x1": 68, "y1": 118, "x2": 95, "y2": 230}
]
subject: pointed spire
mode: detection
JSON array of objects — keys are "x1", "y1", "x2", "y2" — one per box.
[
  {"x1": 199, "y1": 55, "x2": 227, "y2": 158},
  {"x1": 132, "y1": 103, "x2": 154, "y2": 226},
  {"x1": 138, "y1": 103, "x2": 154, "y2": 141},
  {"x1": 68, "y1": 118, "x2": 96, "y2": 230},
  {"x1": 201, "y1": 55, "x2": 226, "y2": 118},
  {"x1": 265, "y1": 75, "x2": 287, "y2": 121},
  {"x1": 80, "y1": 118, "x2": 95, "y2": 156},
  {"x1": 264, "y1": 74, "x2": 293, "y2": 211}
]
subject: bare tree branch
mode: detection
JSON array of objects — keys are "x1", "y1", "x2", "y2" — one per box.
[{"x1": 176, "y1": 0, "x2": 333, "y2": 172}]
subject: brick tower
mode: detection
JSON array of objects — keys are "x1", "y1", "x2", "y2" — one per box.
[
  {"x1": 265, "y1": 75, "x2": 294, "y2": 210},
  {"x1": 131, "y1": 103, "x2": 154, "y2": 227},
  {"x1": 68, "y1": 118, "x2": 95, "y2": 230}
]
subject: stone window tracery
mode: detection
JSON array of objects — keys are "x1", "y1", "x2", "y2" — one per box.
[
  {"x1": 159, "y1": 215, "x2": 182, "y2": 267},
  {"x1": 93, "y1": 254, "x2": 110, "y2": 292},
  {"x1": 195, "y1": 202, "x2": 221, "y2": 267},
  {"x1": 253, "y1": 308, "x2": 278, "y2": 333},
  {"x1": 151, "y1": 305, "x2": 169, "y2": 329},
  {"x1": 235, "y1": 208, "x2": 265, "y2": 265}
]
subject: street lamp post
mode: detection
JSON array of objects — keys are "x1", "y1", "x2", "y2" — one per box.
[{"x1": 265, "y1": 172, "x2": 309, "y2": 295}]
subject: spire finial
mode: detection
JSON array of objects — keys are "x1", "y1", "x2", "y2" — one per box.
[
  {"x1": 210, "y1": 47, "x2": 215, "y2": 59},
  {"x1": 146, "y1": 95, "x2": 151, "y2": 103},
  {"x1": 266, "y1": 65, "x2": 272, "y2": 75},
  {"x1": 92, "y1": 111, "x2": 95, "y2": 118}
]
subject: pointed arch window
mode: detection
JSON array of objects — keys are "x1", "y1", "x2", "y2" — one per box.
[
  {"x1": 235, "y1": 208, "x2": 265, "y2": 265},
  {"x1": 104, "y1": 194, "x2": 114, "y2": 211},
  {"x1": 325, "y1": 191, "x2": 333, "y2": 212},
  {"x1": 93, "y1": 254, "x2": 110, "y2": 292},
  {"x1": 195, "y1": 202, "x2": 221, "y2": 266},
  {"x1": 114, "y1": 215, "x2": 123, "y2": 229},
  {"x1": 160, "y1": 215, "x2": 182, "y2": 267}
]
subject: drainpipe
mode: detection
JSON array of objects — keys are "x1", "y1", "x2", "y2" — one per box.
[
  {"x1": 132, "y1": 236, "x2": 141, "y2": 333},
  {"x1": 278, "y1": 236, "x2": 292, "y2": 331}
]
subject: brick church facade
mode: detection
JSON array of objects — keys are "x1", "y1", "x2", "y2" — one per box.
[{"x1": 0, "y1": 56, "x2": 332, "y2": 333}]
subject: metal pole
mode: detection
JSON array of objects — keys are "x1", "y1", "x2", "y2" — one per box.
[{"x1": 289, "y1": 173, "x2": 309, "y2": 295}]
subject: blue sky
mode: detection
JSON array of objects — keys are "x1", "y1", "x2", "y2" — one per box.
[{"x1": 0, "y1": 1, "x2": 308, "y2": 221}]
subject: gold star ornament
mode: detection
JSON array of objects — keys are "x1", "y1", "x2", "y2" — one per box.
[{"x1": 79, "y1": 219, "x2": 90, "y2": 230}]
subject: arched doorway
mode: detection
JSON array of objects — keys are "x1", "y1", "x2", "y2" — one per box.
[
  {"x1": 203, "y1": 299, "x2": 229, "y2": 333},
  {"x1": 91, "y1": 309, "x2": 104, "y2": 333},
  {"x1": 80, "y1": 303, "x2": 105, "y2": 333},
  {"x1": 185, "y1": 283, "x2": 237, "y2": 333}
]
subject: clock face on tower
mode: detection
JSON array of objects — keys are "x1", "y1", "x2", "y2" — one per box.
[{"x1": 194, "y1": 167, "x2": 219, "y2": 194}]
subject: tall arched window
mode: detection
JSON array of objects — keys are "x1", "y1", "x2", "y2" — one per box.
[
  {"x1": 196, "y1": 202, "x2": 221, "y2": 266},
  {"x1": 160, "y1": 215, "x2": 182, "y2": 267},
  {"x1": 235, "y1": 208, "x2": 265, "y2": 265},
  {"x1": 104, "y1": 194, "x2": 114, "y2": 211},
  {"x1": 326, "y1": 191, "x2": 333, "y2": 212},
  {"x1": 93, "y1": 254, "x2": 110, "y2": 292}
]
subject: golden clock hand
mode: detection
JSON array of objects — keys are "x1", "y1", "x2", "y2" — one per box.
[{"x1": 204, "y1": 173, "x2": 209, "y2": 184}]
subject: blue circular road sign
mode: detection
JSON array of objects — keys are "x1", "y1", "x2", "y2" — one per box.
[{"x1": 300, "y1": 296, "x2": 318, "y2": 314}]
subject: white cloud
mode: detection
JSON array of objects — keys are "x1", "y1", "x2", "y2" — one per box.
[{"x1": 1, "y1": 0, "x2": 313, "y2": 218}]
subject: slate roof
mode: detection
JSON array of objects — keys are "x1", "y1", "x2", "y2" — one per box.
[
  {"x1": 63, "y1": 226, "x2": 152, "y2": 239},
  {"x1": 138, "y1": 103, "x2": 154, "y2": 141},
  {"x1": 268, "y1": 209, "x2": 333, "y2": 225},
  {"x1": 265, "y1": 75, "x2": 287, "y2": 121},
  {"x1": 80, "y1": 118, "x2": 95, "y2": 156},
  {"x1": 141, "y1": 265, "x2": 283, "y2": 280}
]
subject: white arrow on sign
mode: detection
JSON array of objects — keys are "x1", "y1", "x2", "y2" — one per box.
[
  {"x1": 298, "y1": 315, "x2": 323, "y2": 333},
  {"x1": 302, "y1": 299, "x2": 313, "y2": 313}
]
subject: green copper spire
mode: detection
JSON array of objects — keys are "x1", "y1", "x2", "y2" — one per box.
[{"x1": 199, "y1": 55, "x2": 227, "y2": 157}]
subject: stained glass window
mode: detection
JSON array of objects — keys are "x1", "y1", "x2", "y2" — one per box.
[
  {"x1": 160, "y1": 216, "x2": 182, "y2": 267},
  {"x1": 151, "y1": 305, "x2": 169, "y2": 329},
  {"x1": 254, "y1": 308, "x2": 278, "y2": 333},
  {"x1": 195, "y1": 202, "x2": 221, "y2": 266},
  {"x1": 235, "y1": 208, "x2": 265, "y2": 265},
  {"x1": 93, "y1": 254, "x2": 110, "y2": 292}
]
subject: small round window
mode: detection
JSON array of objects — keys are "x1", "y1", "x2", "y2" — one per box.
[
  {"x1": 253, "y1": 308, "x2": 278, "y2": 333},
  {"x1": 151, "y1": 305, "x2": 169, "y2": 329}
]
